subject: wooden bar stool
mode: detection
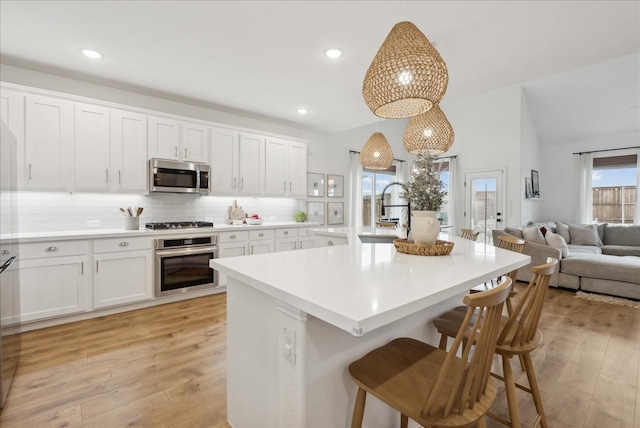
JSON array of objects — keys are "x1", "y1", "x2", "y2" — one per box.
[
  {"x1": 348, "y1": 277, "x2": 512, "y2": 428},
  {"x1": 433, "y1": 258, "x2": 559, "y2": 428},
  {"x1": 460, "y1": 228, "x2": 479, "y2": 241}
]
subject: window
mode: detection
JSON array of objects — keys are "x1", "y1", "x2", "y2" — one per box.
[
  {"x1": 361, "y1": 165, "x2": 401, "y2": 228},
  {"x1": 591, "y1": 154, "x2": 637, "y2": 224}
]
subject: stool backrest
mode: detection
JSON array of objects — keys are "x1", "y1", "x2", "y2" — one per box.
[
  {"x1": 423, "y1": 277, "x2": 511, "y2": 418},
  {"x1": 495, "y1": 235, "x2": 527, "y2": 281},
  {"x1": 460, "y1": 228, "x2": 479, "y2": 241}
]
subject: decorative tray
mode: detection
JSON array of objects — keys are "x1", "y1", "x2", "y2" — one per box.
[{"x1": 393, "y1": 239, "x2": 455, "y2": 256}]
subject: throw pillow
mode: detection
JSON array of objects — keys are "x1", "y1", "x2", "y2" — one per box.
[
  {"x1": 504, "y1": 227, "x2": 524, "y2": 239},
  {"x1": 540, "y1": 226, "x2": 547, "y2": 236},
  {"x1": 522, "y1": 225, "x2": 546, "y2": 244},
  {"x1": 556, "y1": 222, "x2": 571, "y2": 244},
  {"x1": 568, "y1": 224, "x2": 600, "y2": 246},
  {"x1": 545, "y1": 231, "x2": 569, "y2": 258}
]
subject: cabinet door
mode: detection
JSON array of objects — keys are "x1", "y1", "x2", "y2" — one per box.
[
  {"x1": 182, "y1": 122, "x2": 209, "y2": 162},
  {"x1": 0, "y1": 88, "x2": 25, "y2": 190},
  {"x1": 264, "y1": 138, "x2": 287, "y2": 196},
  {"x1": 210, "y1": 127, "x2": 238, "y2": 195},
  {"x1": 20, "y1": 256, "x2": 88, "y2": 322},
  {"x1": 25, "y1": 95, "x2": 71, "y2": 190},
  {"x1": 149, "y1": 116, "x2": 180, "y2": 160},
  {"x1": 111, "y1": 110, "x2": 148, "y2": 193},
  {"x1": 218, "y1": 242, "x2": 248, "y2": 286},
  {"x1": 94, "y1": 250, "x2": 152, "y2": 308},
  {"x1": 238, "y1": 132, "x2": 264, "y2": 195},
  {"x1": 249, "y1": 240, "x2": 273, "y2": 255},
  {"x1": 299, "y1": 236, "x2": 316, "y2": 250},
  {"x1": 275, "y1": 238, "x2": 297, "y2": 252},
  {"x1": 287, "y1": 141, "x2": 307, "y2": 197},
  {"x1": 73, "y1": 103, "x2": 111, "y2": 192}
]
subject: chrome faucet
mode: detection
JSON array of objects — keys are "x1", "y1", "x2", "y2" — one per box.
[{"x1": 380, "y1": 181, "x2": 411, "y2": 231}]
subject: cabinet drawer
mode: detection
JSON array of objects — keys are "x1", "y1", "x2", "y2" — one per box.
[
  {"x1": 94, "y1": 237, "x2": 152, "y2": 253},
  {"x1": 249, "y1": 229, "x2": 275, "y2": 241},
  {"x1": 299, "y1": 227, "x2": 316, "y2": 237},
  {"x1": 20, "y1": 240, "x2": 89, "y2": 259},
  {"x1": 275, "y1": 228, "x2": 298, "y2": 239},
  {"x1": 219, "y1": 231, "x2": 249, "y2": 243}
]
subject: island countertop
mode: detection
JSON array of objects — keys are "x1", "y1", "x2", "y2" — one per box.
[{"x1": 210, "y1": 230, "x2": 530, "y2": 336}]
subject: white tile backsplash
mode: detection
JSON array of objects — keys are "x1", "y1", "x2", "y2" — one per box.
[{"x1": 16, "y1": 192, "x2": 304, "y2": 233}]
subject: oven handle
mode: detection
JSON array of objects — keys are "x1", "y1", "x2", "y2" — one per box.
[{"x1": 155, "y1": 246, "x2": 218, "y2": 258}]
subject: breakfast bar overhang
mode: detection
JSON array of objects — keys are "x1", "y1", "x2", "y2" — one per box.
[{"x1": 210, "y1": 232, "x2": 530, "y2": 428}]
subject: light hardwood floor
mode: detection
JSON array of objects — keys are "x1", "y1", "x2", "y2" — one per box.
[{"x1": 1, "y1": 286, "x2": 639, "y2": 427}]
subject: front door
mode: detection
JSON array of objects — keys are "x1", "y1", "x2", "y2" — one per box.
[{"x1": 464, "y1": 169, "x2": 505, "y2": 244}]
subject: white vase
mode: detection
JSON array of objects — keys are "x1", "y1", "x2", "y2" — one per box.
[{"x1": 411, "y1": 211, "x2": 440, "y2": 245}]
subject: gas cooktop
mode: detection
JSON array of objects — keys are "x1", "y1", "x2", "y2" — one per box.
[{"x1": 145, "y1": 221, "x2": 214, "y2": 230}]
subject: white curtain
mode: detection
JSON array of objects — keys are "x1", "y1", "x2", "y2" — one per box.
[
  {"x1": 348, "y1": 152, "x2": 363, "y2": 228},
  {"x1": 635, "y1": 148, "x2": 640, "y2": 224},
  {"x1": 575, "y1": 152, "x2": 593, "y2": 223},
  {"x1": 448, "y1": 156, "x2": 458, "y2": 234}
]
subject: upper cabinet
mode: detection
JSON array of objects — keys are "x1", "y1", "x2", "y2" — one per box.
[
  {"x1": 25, "y1": 94, "x2": 72, "y2": 191},
  {"x1": 149, "y1": 116, "x2": 209, "y2": 163},
  {"x1": 238, "y1": 132, "x2": 264, "y2": 195},
  {"x1": 111, "y1": 110, "x2": 148, "y2": 193},
  {"x1": 210, "y1": 127, "x2": 239, "y2": 195},
  {"x1": 264, "y1": 138, "x2": 307, "y2": 197}
]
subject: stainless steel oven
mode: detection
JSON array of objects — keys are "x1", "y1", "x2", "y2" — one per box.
[{"x1": 154, "y1": 235, "x2": 218, "y2": 297}]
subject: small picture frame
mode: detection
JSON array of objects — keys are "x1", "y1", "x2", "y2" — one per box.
[
  {"x1": 307, "y1": 202, "x2": 325, "y2": 224},
  {"x1": 327, "y1": 202, "x2": 344, "y2": 225},
  {"x1": 327, "y1": 174, "x2": 344, "y2": 198},
  {"x1": 531, "y1": 170, "x2": 540, "y2": 197},
  {"x1": 525, "y1": 177, "x2": 533, "y2": 199},
  {"x1": 307, "y1": 173, "x2": 325, "y2": 197}
]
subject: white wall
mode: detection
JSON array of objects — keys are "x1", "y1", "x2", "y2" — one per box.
[
  {"x1": 441, "y1": 85, "x2": 523, "y2": 229},
  {"x1": 520, "y1": 89, "x2": 542, "y2": 224},
  {"x1": 540, "y1": 132, "x2": 640, "y2": 223}
]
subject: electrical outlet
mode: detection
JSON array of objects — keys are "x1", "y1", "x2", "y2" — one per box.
[
  {"x1": 87, "y1": 220, "x2": 100, "y2": 228},
  {"x1": 282, "y1": 327, "x2": 296, "y2": 364}
]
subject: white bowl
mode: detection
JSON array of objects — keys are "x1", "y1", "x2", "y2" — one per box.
[{"x1": 246, "y1": 218, "x2": 264, "y2": 225}]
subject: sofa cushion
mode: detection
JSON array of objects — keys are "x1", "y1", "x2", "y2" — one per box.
[
  {"x1": 603, "y1": 224, "x2": 640, "y2": 247},
  {"x1": 504, "y1": 227, "x2": 523, "y2": 239},
  {"x1": 527, "y1": 221, "x2": 556, "y2": 234},
  {"x1": 556, "y1": 222, "x2": 571, "y2": 244},
  {"x1": 567, "y1": 245, "x2": 602, "y2": 255},
  {"x1": 561, "y1": 253, "x2": 640, "y2": 284},
  {"x1": 581, "y1": 277, "x2": 640, "y2": 301},
  {"x1": 569, "y1": 224, "x2": 600, "y2": 246},
  {"x1": 597, "y1": 223, "x2": 606, "y2": 243},
  {"x1": 601, "y1": 245, "x2": 640, "y2": 257},
  {"x1": 522, "y1": 225, "x2": 546, "y2": 244},
  {"x1": 545, "y1": 232, "x2": 568, "y2": 258}
]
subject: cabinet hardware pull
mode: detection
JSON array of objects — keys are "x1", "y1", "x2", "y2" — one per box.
[
  {"x1": 175, "y1": 146, "x2": 178, "y2": 157},
  {"x1": 1, "y1": 249, "x2": 8, "y2": 255},
  {"x1": 250, "y1": 245, "x2": 254, "y2": 254},
  {"x1": 106, "y1": 169, "x2": 109, "y2": 183},
  {"x1": 230, "y1": 234, "x2": 236, "y2": 239},
  {"x1": 45, "y1": 246, "x2": 58, "y2": 252},
  {"x1": 284, "y1": 231, "x2": 288, "y2": 235},
  {"x1": 284, "y1": 181, "x2": 286, "y2": 191},
  {"x1": 242, "y1": 247, "x2": 246, "y2": 255},
  {"x1": 118, "y1": 170, "x2": 122, "y2": 184},
  {"x1": 119, "y1": 242, "x2": 129, "y2": 247},
  {"x1": 81, "y1": 262, "x2": 84, "y2": 274},
  {"x1": 96, "y1": 261, "x2": 99, "y2": 272},
  {"x1": 184, "y1": 148, "x2": 188, "y2": 158},
  {"x1": 258, "y1": 233, "x2": 264, "y2": 237},
  {"x1": 328, "y1": 241, "x2": 334, "y2": 246},
  {"x1": 233, "y1": 178, "x2": 237, "y2": 189},
  {"x1": 28, "y1": 163, "x2": 32, "y2": 179},
  {"x1": 289, "y1": 181, "x2": 292, "y2": 191},
  {"x1": 241, "y1": 178, "x2": 244, "y2": 189}
]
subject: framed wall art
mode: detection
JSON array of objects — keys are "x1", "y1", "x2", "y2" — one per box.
[
  {"x1": 307, "y1": 202, "x2": 325, "y2": 224},
  {"x1": 327, "y1": 174, "x2": 344, "y2": 198},
  {"x1": 307, "y1": 173, "x2": 325, "y2": 197},
  {"x1": 531, "y1": 170, "x2": 540, "y2": 197},
  {"x1": 327, "y1": 202, "x2": 344, "y2": 225},
  {"x1": 525, "y1": 177, "x2": 533, "y2": 199}
]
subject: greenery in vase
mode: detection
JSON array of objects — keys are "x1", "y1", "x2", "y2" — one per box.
[{"x1": 401, "y1": 154, "x2": 446, "y2": 212}]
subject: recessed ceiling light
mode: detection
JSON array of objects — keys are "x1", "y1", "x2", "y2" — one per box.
[
  {"x1": 82, "y1": 49, "x2": 102, "y2": 59},
  {"x1": 297, "y1": 108, "x2": 308, "y2": 114},
  {"x1": 325, "y1": 48, "x2": 342, "y2": 59}
]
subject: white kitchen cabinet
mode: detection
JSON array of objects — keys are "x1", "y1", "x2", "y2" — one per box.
[
  {"x1": 249, "y1": 229, "x2": 274, "y2": 255},
  {"x1": 274, "y1": 227, "x2": 298, "y2": 252},
  {"x1": 0, "y1": 88, "x2": 25, "y2": 189},
  {"x1": 238, "y1": 132, "x2": 264, "y2": 195},
  {"x1": 181, "y1": 122, "x2": 209, "y2": 163},
  {"x1": 210, "y1": 127, "x2": 238, "y2": 195},
  {"x1": 93, "y1": 237, "x2": 152, "y2": 308},
  {"x1": 111, "y1": 110, "x2": 148, "y2": 193},
  {"x1": 148, "y1": 116, "x2": 181, "y2": 160},
  {"x1": 298, "y1": 227, "x2": 317, "y2": 249},
  {"x1": 314, "y1": 235, "x2": 348, "y2": 247},
  {"x1": 264, "y1": 138, "x2": 307, "y2": 197},
  {"x1": 24, "y1": 94, "x2": 72, "y2": 191},
  {"x1": 218, "y1": 231, "x2": 249, "y2": 285},
  {"x1": 73, "y1": 103, "x2": 111, "y2": 192}
]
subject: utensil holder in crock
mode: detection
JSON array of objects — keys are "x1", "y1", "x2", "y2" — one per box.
[{"x1": 125, "y1": 217, "x2": 139, "y2": 230}]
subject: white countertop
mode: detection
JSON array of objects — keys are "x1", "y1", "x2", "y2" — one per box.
[
  {"x1": 210, "y1": 229, "x2": 530, "y2": 336},
  {"x1": 9, "y1": 221, "x2": 322, "y2": 242}
]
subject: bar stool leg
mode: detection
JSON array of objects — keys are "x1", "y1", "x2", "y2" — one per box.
[
  {"x1": 351, "y1": 387, "x2": 366, "y2": 428},
  {"x1": 522, "y1": 353, "x2": 548, "y2": 428},
  {"x1": 502, "y1": 356, "x2": 521, "y2": 428}
]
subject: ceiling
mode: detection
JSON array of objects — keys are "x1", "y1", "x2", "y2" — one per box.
[{"x1": 1, "y1": 1, "x2": 639, "y2": 142}]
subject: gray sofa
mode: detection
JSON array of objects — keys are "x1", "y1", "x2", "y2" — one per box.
[{"x1": 492, "y1": 222, "x2": 640, "y2": 300}]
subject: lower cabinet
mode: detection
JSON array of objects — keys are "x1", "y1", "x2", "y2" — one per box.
[
  {"x1": 249, "y1": 229, "x2": 274, "y2": 255},
  {"x1": 314, "y1": 235, "x2": 349, "y2": 247},
  {"x1": 218, "y1": 231, "x2": 249, "y2": 285},
  {"x1": 19, "y1": 255, "x2": 90, "y2": 322}
]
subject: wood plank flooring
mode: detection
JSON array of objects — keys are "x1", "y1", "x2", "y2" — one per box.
[{"x1": 1, "y1": 286, "x2": 639, "y2": 427}]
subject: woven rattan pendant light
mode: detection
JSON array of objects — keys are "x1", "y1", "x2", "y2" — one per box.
[
  {"x1": 362, "y1": 21, "x2": 448, "y2": 119},
  {"x1": 360, "y1": 132, "x2": 394, "y2": 170},
  {"x1": 403, "y1": 105, "x2": 454, "y2": 155}
]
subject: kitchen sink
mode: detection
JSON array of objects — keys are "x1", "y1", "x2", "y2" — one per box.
[{"x1": 357, "y1": 234, "x2": 399, "y2": 244}]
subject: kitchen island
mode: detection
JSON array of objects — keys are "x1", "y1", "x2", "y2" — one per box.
[{"x1": 210, "y1": 231, "x2": 530, "y2": 428}]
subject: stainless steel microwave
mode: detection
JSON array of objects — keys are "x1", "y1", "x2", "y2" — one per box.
[{"x1": 149, "y1": 159, "x2": 210, "y2": 194}]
